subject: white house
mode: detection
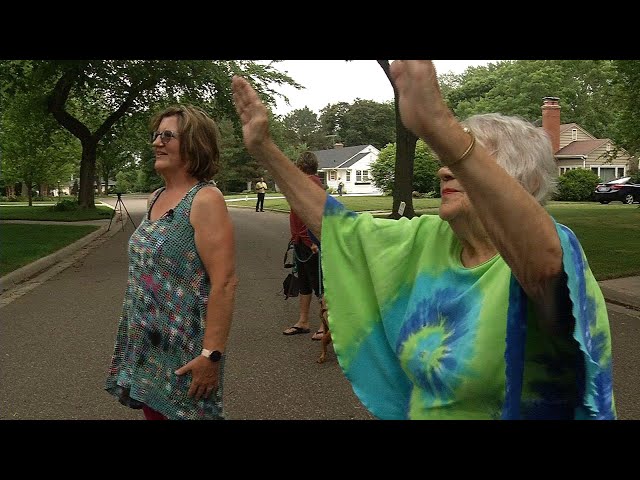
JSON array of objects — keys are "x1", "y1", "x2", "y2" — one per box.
[{"x1": 312, "y1": 143, "x2": 383, "y2": 195}]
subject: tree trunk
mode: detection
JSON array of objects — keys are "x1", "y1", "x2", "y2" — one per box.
[
  {"x1": 26, "y1": 179, "x2": 33, "y2": 207},
  {"x1": 390, "y1": 120, "x2": 417, "y2": 219},
  {"x1": 78, "y1": 141, "x2": 97, "y2": 209},
  {"x1": 377, "y1": 60, "x2": 417, "y2": 219}
]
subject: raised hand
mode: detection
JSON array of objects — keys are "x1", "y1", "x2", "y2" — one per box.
[
  {"x1": 389, "y1": 60, "x2": 466, "y2": 164},
  {"x1": 389, "y1": 61, "x2": 452, "y2": 137},
  {"x1": 231, "y1": 75, "x2": 272, "y2": 156}
]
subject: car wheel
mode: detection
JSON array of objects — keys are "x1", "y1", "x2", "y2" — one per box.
[
  {"x1": 624, "y1": 194, "x2": 634, "y2": 205},
  {"x1": 599, "y1": 200, "x2": 610, "y2": 204}
]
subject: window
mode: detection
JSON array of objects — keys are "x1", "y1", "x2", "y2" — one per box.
[
  {"x1": 329, "y1": 170, "x2": 336, "y2": 181},
  {"x1": 572, "y1": 129, "x2": 578, "y2": 141},
  {"x1": 598, "y1": 167, "x2": 616, "y2": 182},
  {"x1": 345, "y1": 170, "x2": 351, "y2": 182},
  {"x1": 591, "y1": 167, "x2": 623, "y2": 182},
  {"x1": 355, "y1": 170, "x2": 371, "y2": 184},
  {"x1": 559, "y1": 167, "x2": 574, "y2": 175}
]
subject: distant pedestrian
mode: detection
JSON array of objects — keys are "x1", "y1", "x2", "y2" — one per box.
[
  {"x1": 337, "y1": 179, "x2": 344, "y2": 196},
  {"x1": 255, "y1": 177, "x2": 267, "y2": 212}
]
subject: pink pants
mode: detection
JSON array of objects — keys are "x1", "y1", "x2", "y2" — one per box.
[{"x1": 142, "y1": 405, "x2": 167, "y2": 420}]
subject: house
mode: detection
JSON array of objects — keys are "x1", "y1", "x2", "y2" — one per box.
[
  {"x1": 311, "y1": 143, "x2": 383, "y2": 195},
  {"x1": 540, "y1": 97, "x2": 636, "y2": 182}
]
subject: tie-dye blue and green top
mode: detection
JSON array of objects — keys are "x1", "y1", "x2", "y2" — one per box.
[{"x1": 320, "y1": 196, "x2": 616, "y2": 420}]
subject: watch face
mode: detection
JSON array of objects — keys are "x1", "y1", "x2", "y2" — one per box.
[{"x1": 209, "y1": 350, "x2": 222, "y2": 362}]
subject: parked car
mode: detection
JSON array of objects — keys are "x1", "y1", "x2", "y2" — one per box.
[{"x1": 594, "y1": 176, "x2": 640, "y2": 204}]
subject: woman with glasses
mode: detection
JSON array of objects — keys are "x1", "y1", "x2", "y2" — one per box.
[
  {"x1": 105, "y1": 104, "x2": 238, "y2": 420},
  {"x1": 231, "y1": 61, "x2": 616, "y2": 420}
]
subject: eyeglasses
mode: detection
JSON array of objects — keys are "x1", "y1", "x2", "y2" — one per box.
[{"x1": 150, "y1": 130, "x2": 179, "y2": 144}]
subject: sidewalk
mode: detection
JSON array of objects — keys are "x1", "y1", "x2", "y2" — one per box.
[{"x1": 598, "y1": 276, "x2": 640, "y2": 311}]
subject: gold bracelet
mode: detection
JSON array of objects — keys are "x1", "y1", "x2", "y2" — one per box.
[{"x1": 446, "y1": 127, "x2": 476, "y2": 167}]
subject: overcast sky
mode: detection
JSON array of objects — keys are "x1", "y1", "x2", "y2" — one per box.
[{"x1": 268, "y1": 60, "x2": 498, "y2": 116}]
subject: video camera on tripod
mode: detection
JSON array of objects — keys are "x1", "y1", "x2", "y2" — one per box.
[{"x1": 108, "y1": 192, "x2": 137, "y2": 232}]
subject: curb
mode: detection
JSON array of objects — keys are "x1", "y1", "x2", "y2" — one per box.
[
  {"x1": 598, "y1": 285, "x2": 640, "y2": 312},
  {"x1": 0, "y1": 222, "x2": 119, "y2": 294}
]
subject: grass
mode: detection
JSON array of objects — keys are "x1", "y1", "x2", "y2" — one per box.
[
  {"x1": 0, "y1": 204, "x2": 113, "y2": 221},
  {"x1": 546, "y1": 203, "x2": 640, "y2": 280},
  {"x1": 223, "y1": 192, "x2": 286, "y2": 199},
  {"x1": 1, "y1": 196, "x2": 637, "y2": 281},
  {"x1": 229, "y1": 195, "x2": 442, "y2": 212},
  {"x1": 0, "y1": 223, "x2": 100, "y2": 276},
  {"x1": 229, "y1": 196, "x2": 640, "y2": 281}
]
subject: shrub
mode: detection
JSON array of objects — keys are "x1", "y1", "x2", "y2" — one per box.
[
  {"x1": 555, "y1": 169, "x2": 601, "y2": 201},
  {"x1": 52, "y1": 199, "x2": 78, "y2": 212}
]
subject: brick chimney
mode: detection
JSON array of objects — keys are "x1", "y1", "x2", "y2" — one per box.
[
  {"x1": 334, "y1": 143, "x2": 344, "y2": 149},
  {"x1": 541, "y1": 96, "x2": 561, "y2": 153}
]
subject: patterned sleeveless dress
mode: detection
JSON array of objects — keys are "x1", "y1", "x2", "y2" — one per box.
[{"x1": 105, "y1": 182, "x2": 225, "y2": 420}]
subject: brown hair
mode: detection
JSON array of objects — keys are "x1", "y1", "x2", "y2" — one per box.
[
  {"x1": 150, "y1": 104, "x2": 221, "y2": 181},
  {"x1": 296, "y1": 151, "x2": 318, "y2": 175}
]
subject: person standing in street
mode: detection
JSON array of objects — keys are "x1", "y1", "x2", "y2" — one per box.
[
  {"x1": 105, "y1": 104, "x2": 238, "y2": 420},
  {"x1": 255, "y1": 176, "x2": 267, "y2": 212},
  {"x1": 231, "y1": 61, "x2": 616, "y2": 420},
  {"x1": 282, "y1": 152, "x2": 326, "y2": 341}
]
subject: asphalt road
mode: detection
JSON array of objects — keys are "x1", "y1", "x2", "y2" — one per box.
[{"x1": 0, "y1": 195, "x2": 637, "y2": 420}]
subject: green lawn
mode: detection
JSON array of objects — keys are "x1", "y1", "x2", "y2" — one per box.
[
  {"x1": 546, "y1": 203, "x2": 640, "y2": 280},
  {"x1": 230, "y1": 197, "x2": 639, "y2": 281},
  {"x1": 0, "y1": 204, "x2": 113, "y2": 221},
  {"x1": 1, "y1": 197, "x2": 638, "y2": 281},
  {"x1": 0, "y1": 224, "x2": 100, "y2": 276},
  {"x1": 229, "y1": 195, "x2": 442, "y2": 212}
]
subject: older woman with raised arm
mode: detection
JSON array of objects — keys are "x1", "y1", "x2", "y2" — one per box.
[{"x1": 232, "y1": 61, "x2": 616, "y2": 420}]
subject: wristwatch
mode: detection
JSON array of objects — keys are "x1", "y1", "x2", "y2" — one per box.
[{"x1": 201, "y1": 348, "x2": 223, "y2": 363}]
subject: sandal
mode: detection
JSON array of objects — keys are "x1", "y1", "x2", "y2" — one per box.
[
  {"x1": 311, "y1": 330, "x2": 325, "y2": 341},
  {"x1": 283, "y1": 326, "x2": 311, "y2": 335}
]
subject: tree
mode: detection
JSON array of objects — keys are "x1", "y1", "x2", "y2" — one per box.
[
  {"x1": 446, "y1": 60, "x2": 620, "y2": 140},
  {"x1": 282, "y1": 107, "x2": 321, "y2": 145},
  {"x1": 337, "y1": 99, "x2": 395, "y2": 150},
  {"x1": 371, "y1": 141, "x2": 440, "y2": 195},
  {"x1": 612, "y1": 60, "x2": 640, "y2": 157},
  {"x1": 377, "y1": 60, "x2": 417, "y2": 219},
  {"x1": 2, "y1": 60, "x2": 301, "y2": 208},
  {"x1": 319, "y1": 102, "x2": 350, "y2": 147},
  {"x1": 0, "y1": 89, "x2": 79, "y2": 205}
]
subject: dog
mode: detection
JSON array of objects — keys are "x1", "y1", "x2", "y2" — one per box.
[{"x1": 317, "y1": 296, "x2": 333, "y2": 364}]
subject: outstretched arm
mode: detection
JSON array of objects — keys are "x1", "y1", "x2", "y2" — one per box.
[
  {"x1": 390, "y1": 61, "x2": 563, "y2": 329},
  {"x1": 232, "y1": 75, "x2": 326, "y2": 239}
]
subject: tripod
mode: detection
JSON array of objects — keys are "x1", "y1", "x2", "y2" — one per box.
[{"x1": 107, "y1": 193, "x2": 137, "y2": 232}]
